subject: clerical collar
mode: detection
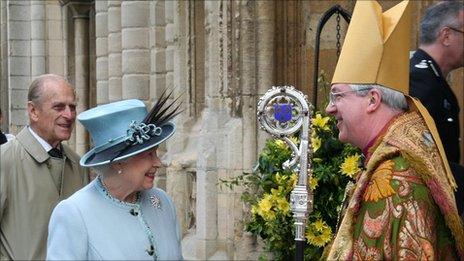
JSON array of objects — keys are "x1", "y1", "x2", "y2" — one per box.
[{"x1": 362, "y1": 113, "x2": 404, "y2": 165}]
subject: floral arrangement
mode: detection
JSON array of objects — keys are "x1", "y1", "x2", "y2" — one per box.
[{"x1": 221, "y1": 111, "x2": 361, "y2": 260}]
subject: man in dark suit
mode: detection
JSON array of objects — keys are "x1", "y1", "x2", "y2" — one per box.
[
  {"x1": 0, "y1": 109, "x2": 10, "y2": 145},
  {"x1": 410, "y1": 1, "x2": 463, "y2": 217},
  {"x1": 0, "y1": 112, "x2": 6, "y2": 145}
]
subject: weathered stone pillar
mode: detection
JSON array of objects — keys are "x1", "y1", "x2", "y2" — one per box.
[
  {"x1": 194, "y1": 1, "x2": 223, "y2": 259},
  {"x1": 121, "y1": 0, "x2": 149, "y2": 100},
  {"x1": 95, "y1": 0, "x2": 108, "y2": 104},
  {"x1": 8, "y1": 0, "x2": 31, "y2": 131},
  {"x1": 256, "y1": 1, "x2": 275, "y2": 149},
  {"x1": 107, "y1": 0, "x2": 122, "y2": 102},
  {"x1": 240, "y1": 0, "x2": 258, "y2": 175},
  {"x1": 69, "y1": 2, "x2": 91, "y2": 155},
  {"x1": 149, "y1": 0, "x2": 167, "y2": 190},
  {"x1": 149, "y1": 0, "x2": 165, "y2": 99},
  {"x1": 46, "y1": 1, "x2": 66, "y2": 75},
  {"x1": 166, "y1": 1, "x2": 198, "y2": 253},
  {"x1": 164, "y1": 1, "x2": 175, "y2": 98},
  {"x1": 0, "y1": 0, "x2": 8, "y2": 130},
  {"x1": 31, "y1": 1, "x2": 45, "y2": 77}
]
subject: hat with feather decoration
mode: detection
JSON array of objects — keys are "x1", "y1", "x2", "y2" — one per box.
[{"x1": 78, "y1": 90, "x2": 182, "y2": 167}]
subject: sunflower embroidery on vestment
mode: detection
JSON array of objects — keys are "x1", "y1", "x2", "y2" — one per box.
[{"x1": 363, "y1": 160, "x2": 396, "y2": 202}]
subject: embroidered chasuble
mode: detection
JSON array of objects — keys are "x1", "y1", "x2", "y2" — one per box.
[{"x1": 328, "y1": 112, "x2": 463, "y2": 260}]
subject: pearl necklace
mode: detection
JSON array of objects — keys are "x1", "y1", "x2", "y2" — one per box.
[{"x1": 98, "y1": 176, "x2": 140, "y2": 205}]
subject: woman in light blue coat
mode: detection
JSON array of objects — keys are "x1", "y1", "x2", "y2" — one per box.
[{"x1": 47, "y1": 92, "x2": 183, "y2": 260}]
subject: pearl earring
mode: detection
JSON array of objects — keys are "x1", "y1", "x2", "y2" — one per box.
[{"x1": 117, "y1": 169, "x2": 122, "y2": 174}]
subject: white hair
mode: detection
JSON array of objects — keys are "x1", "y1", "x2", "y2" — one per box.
[{"x1": 349, "y1": 84, "x2": 408, "y2": 111}]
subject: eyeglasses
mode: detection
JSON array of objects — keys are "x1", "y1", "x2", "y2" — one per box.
[
  {"x1": 447, "y1": 26, "x2": 464, "y2": 34},
  {"x1": 328, "y1": 87, "x2": 372, "y2": 106}
]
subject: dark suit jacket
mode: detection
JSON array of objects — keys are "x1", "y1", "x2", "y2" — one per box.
[
  {"x1": 410, "y1": 49, "x2": 461, "y2": 162},
  {"x1": 0, "y1": 132, "x2": 7, "y2": 145},
  {"x1": 410, "y1": 49, "x2": 463, "y2": 217}
]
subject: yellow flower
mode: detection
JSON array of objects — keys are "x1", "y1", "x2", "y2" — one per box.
[
  {"x1": 312, "y1": 113, "x2": 330, "y2": 131},
  {"x1": 275, "y1": 173, "x2": 292, "y2": 188},
  {"x1": 270, "y1": 187, "x2": 281, "y2": 196},
  {"x1": 313, "y1": 219, "x2": 325, "y2": 232},
  {"x1": 306, "y1": 219, "x2": 332, "y2": 247},
  {"x1": 319, "y1": 227, "x2": 332, "y2": 244},
  {"x1": 262, "y1": 210, "x2": 276, "y2": 221},
  {"x1": 306, "y1": 230, "x2": 317, "y2": 244},
  {"x1": 309, "y1": 176, "x2": 318, "y2": 190},
  {"x1": 340, "y1": 154, "x2": 361, "y2": 178},
  {"x1": 257, "y1": 195, "x2": 272, "y2": 212},
  {"x1": 289, "y1": 173, "x2": 298, "y2": 188},
  {"x1": 274, "y1": 139, "x2": 286, "y2": 149},
  {"x1": 257, "y1": 194, "x2": 277, "y2": 221},
  {"x1": 311, "y1": 135, "x2": 322, "y2": 152},
  {"x1": 275, "y1": 173, "x2": 283, "y2": 185},
  {"x1": 289, "y1": 136, "x2": 299, "y2": 146},
  {"x1": 275, "y1": 196, "x2": 290, "y2": 214}
]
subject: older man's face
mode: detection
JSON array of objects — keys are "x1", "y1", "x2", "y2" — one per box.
[
  {"x1": 325, "y1": 83, "x2": 369, "y2": 148},
  {"x1": 445, "y1": 10, "x2": 464, "y2": 69},
  {"x1": 29, "y1": 80, "x2": 76, "y2": 148}
]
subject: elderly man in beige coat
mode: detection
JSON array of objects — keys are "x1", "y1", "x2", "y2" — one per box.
[{"x1": 0, "y1": 74, "x2": 88, "y2": 260}]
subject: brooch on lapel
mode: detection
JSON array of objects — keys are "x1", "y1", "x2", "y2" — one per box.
[{"x1": 150, "y1": 195, "x2": 162, "y2": 209}]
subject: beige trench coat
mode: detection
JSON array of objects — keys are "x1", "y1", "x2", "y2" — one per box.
[{"x1": 0, "y1": 127, "x2": 88, "y2": 260}]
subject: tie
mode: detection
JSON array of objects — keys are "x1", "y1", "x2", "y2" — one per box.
[{"x1": 48, "y1": 148, "x2": 63, "y2": 158}]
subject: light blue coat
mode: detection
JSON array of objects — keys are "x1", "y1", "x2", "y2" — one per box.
[{"x1": 47, "y1": 178, "x2": 183, "y2": 260}]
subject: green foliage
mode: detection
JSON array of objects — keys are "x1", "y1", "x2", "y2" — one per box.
[
  {"x1": 220, "y1": 111, "x2": 361, "y2": 260},
  {"x1": 220, "y1": 72, "x2": 361, "y2": 260}
]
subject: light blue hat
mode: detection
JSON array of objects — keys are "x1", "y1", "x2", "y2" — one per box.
[{"x1": 78, "y1": 97, "x2": 180, "y2": 167}]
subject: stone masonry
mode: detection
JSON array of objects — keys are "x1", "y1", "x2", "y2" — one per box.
[{"x1": 0, "y1": 0, "x2": 462, "y2": 260}]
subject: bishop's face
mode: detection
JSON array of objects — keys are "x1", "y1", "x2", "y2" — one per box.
[{"x1": 325, "y1": 84, "x2": 371, "y2": 149}]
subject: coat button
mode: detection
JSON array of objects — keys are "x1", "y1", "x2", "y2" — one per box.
[{"x1": 146, "y1": 245, "x2": 154, "y2": 256}]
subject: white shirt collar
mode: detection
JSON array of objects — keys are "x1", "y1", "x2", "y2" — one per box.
[{"x1": 28, "y1": 126, "x2": 54, "y2": 152}]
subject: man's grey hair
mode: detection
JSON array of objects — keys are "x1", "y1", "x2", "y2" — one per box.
[
  {"x1": 420, "y1": 1, "x2": 464, "y2": 45},
  {"x1": 349, "y1": 84, "x2": 408, "y2": 111},
  {"x1": 28, "y1": 74, "x2": 72, "y2": 105}
]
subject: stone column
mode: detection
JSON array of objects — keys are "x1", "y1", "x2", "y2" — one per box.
[
  {"x1": 108, "y1": 0, "x2": 122, "y2": 102},
  {"x1": 240, "y1": 0, "x2": 258, "y2": 173},
  {"x1": 95, "y1": 0, "x2": 108, "y2": 104},
  {"x1": 8, "y1": 0, "x2": 31, "y2": 131},
  {"x1": 46, "y1": 1, "x2": 66, "y2": 75},
  {"x1": 149, "y1": 0, "x2": 166, "y2": 99},
  {"x1": 149, "y1": 0, "x2": 167, "y2": 190},
  {"x1": 31, "y1": 1, "x2": 45, "y2": 77},
  {"x1": 0, "y1": 0, "x2": 8, "y2": 130},
  {"x1": 166, "y1": 0, "x2": 197, "y2": 248},
  {"x1": 121, "y1": 0, "x2": 149, "y2": 100},
  {"x1": 195, "y1": 1, "x2": 223, "y2": 259},
  {"x1": 69, "y1": 2, "x2": 91, "y2": 155},
  {"x1": 164, "y1": 1, "x2": 175, "y2": 99},
  {"x1": 256, "y1": 1, "x2": 275, "y2": 149},
  {"x1": 234, "y1": 3, "x2": 276, "y2": 259}
]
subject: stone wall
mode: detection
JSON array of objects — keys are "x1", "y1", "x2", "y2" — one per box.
[{"x1": 0, "y1": 0, "x2": 462, "y2": 260}]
